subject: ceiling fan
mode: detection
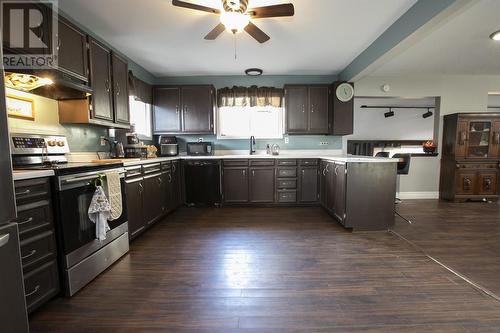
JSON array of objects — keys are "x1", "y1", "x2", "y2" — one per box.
[{"x1": 172, "y1": 0, "x2": 294, "y2": 43}]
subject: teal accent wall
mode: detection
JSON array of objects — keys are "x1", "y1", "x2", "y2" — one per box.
[
  {"x1": 174, "y1": 135, "x2": 342, "y2": 152},
  {"x1": 63, "y1": 124, "x2": 108, "y2": 152},
  {"x1": 155, "y1": 75, "x2": 337, "y2": 88}
]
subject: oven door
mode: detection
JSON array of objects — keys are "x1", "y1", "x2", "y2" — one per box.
[{"x1": 56, "y1": 171, "x2": 128, "y2": 268}]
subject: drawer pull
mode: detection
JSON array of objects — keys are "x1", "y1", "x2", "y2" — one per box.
[
  {"x1": 16, "y1": 189, "x2": 31, "y2": 196},
  {"x1": 25, "y1": 285, "x2": 40, "y2": 297},
  {"x1": 18, "y1": 217, "x2": 34, "y2": 225},
  {"x1": 21, "y1": 249, "x2": 37, "y2": 260}
]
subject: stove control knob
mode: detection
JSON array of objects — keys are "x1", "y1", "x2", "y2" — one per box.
[
  {"x1": 47, "y1": 140, "x2": 56, "y2": 147},
  {"x1": 56, "y1": 141, "x2": 65, "y2": 147}
]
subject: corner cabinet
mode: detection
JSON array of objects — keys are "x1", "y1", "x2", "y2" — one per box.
[
  {"x1": 58, "y1": 38, "x2": 130, "y2": 129},
  {"x1": 153, "y1": 85, "x2": 215, "y2": 134},
  {"x1": 440, "y1": 113, "x2": 500, "y2": 201},
  {"x1": 285, "y1": 85, "x2": 330, "y2": 134}
]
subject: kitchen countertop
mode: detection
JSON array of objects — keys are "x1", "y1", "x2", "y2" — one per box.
[
  {"x1": 121, "y1": 154, "x2": 398, "y2": 166},
  {"x1": 12, "y1": 169, "x2": 55, "y2": 181}
]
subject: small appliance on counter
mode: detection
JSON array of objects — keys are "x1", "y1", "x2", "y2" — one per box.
[
  {"x1": 187, "y1": 141, "x2": 213, "y2": 156},
  {"x1": 271, "y1": 144, "x2": 280, "y2": 156},
  {"x1": 125, "y1": 146, "x2": 147, "y2": 159},
  {"x1": 159, "y1": 136, "x2": 179, "y2": 156}
]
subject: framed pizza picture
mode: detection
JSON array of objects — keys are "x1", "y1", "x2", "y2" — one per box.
[{"x1": 6, "y1": 95, "x2": 35, "y2": 120}]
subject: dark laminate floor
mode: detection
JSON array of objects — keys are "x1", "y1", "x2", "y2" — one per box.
[
  {"x1": 30, "y1": 206, "x2": 500, "y2": 332},
  {"x1": 393, "y1": 199, "x2": 500, "y2": 300}
]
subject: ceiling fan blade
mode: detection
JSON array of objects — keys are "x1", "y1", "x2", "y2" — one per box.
[
  {"x1": 244, "y1": 22, "x2": 270, "y2": 43},
  {"x1": 204, "y1": 23, "x2": 226, "y2": 40},
  {"x1": 172, "y1": 0, "x2": 220, "y2": 14},
  {"x1": 247, "y1": 4, "x2": 294, "y2": 18}
]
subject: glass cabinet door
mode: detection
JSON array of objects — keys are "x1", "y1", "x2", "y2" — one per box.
[{"x1": 467, "y1": 121, "x2": 492, "y2": 158}]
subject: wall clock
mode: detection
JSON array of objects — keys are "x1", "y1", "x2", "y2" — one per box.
[{"x1": 336, "y1": 82, "x2": 354, "y2": 102}]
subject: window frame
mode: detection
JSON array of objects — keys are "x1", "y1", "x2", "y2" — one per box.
[{"x1": 128, "y1": 96, "x2": 153, "y2": 141}]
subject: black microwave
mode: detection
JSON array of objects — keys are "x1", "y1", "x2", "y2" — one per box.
[{"x1": 186, "y1": 142, "x2": 213, "y2": 156}]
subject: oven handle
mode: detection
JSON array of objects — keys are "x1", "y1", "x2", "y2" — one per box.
[{"x1": 62, "y1": 173, "x2": 125, "y2": 184}]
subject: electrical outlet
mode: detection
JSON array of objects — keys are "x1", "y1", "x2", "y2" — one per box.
[
  {"x1": 284, "y1": 137, "x2": 289, "y2": 144},
  {"x1": 198, "y1": 137, "x2": 204, "y2": 142},
  {"x1": 320, "y1": 142, "x2": 329, "y2": 146},
  {"x1": 100, "y1": 136, "x2": 106, "y2": 146}
]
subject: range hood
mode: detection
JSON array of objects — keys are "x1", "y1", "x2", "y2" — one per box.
[{"x1": 4, "y1": 70, "x2": 92, "y2": 100}]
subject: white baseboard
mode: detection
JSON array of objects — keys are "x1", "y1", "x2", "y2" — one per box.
[{"x1": 397, "y1": 191, "x2": 439, "y2": 199}]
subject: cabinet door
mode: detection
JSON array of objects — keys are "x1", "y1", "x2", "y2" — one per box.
[
  {"x1": 89, "y1": 38, "x2": 113, "y2": 121},
  {"x1": 223, "y1": 168, "x2": 249, "y2": 203},
  {"x1": 57, "y1": 18, "x2": 88, "y2": 81},
  {"x1": 488, "y1": 120, "x2": 500, "y2": 159},
  {"x1": 455, "y1": 120, "x2": 468, "y2": 159},
  {"x1": 333, "y1": 163, "x2": 346, "y2": 224},
  {"x1": 285, "y1": 86, "x2": 308, "y2": 133},
  {"x1": 299, "y1": 167, "x2": 318, "y2": 203},
  {"x1": 327, "y1": 162, "x2": 336, "y2": 212},
  {"x1": 308, "y1": 86, "x2": 329, "y2": 134},
  {"x1": 466, "y1": 121, "x2": 492, "y2": 159},
  {"x1": 319, "y1": 161, "x2": 328, "y2": 208},
  {"x1": 170, "y1": 161, "x2": 182, "y2": 208},
  {"x1": 154, "y1": 87, "x2": 181, "y2": 133},
  {"x1": 182, "y1": 86, "x2": 214, "y2": 133},
  {"x1": 125, "y1": 179, "x2": 145, "y2": 239},
  {"x1": 455, "y1": 171, "x2": 476, "y2": 195},
  {"x1": 478, "y1": 171, "x2": 497, "y2": 196},
  {"x1": 143, "y1": 175, "x2": 163, "y2": 225},
  {"x1": 161, "y1": 172, "x2": 171, "y2": 213},
  {"x1": 249, "y1": 168, "x2": 275, "y2": 203},
  {"x1": 112, "y1": 53, "x2": 129, "y2": 125}
]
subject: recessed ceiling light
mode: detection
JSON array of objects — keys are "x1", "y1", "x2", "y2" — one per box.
[
  {"x1": 245, "y1": 68, "x2": 263, "y2": 76},
  {"x1": 490, "y1": 30, "x2": 500, "y2": 41}
]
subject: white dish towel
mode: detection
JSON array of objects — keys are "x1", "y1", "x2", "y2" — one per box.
[{"x1": 88, "y1": 185, "x2": 111, "y2": 241}]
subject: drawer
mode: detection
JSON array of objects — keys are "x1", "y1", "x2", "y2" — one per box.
[
  {"x1": 161, "y1": 161, "x2": 171, "y2": 171},
  {"x1": 277, "y1": 179, "x2": 297, "y2": 189},
  {"x1": 277, "y1": 159, "x2": 297, "y2": 166},
  {"x1": 277, "y1": 168, "x2": 297, "y2": 178},
  {"x1": 143, "y1": 163, "x2": 162, "y2": 174},
  {"x1": 300, "y1": 159, "x2": 318, "y2": 166},
  {"x1": 24, "y1": 260, "x2": 60, "y2": 314},
  {"x1": 277, "y1": 190, "x2": 297, "y2": 203},
  {"x1": 457, "y1": 163, "x2": 498, "y2": 169},
  {"x1": 14, "y1": 200, "x2": 53, "y2": 239},
  {"x1": 15, "y1": 177, "x2": 51, "y2": 204},
  {"x1": 250, "y1": 159, "x2": 275, "y2": 167},
  {"x1": 125, "y1": 166, "x2": 142, "y2": 179},
  {"x1": 224, "y1": 159, "x2": 249, "y2": 167},
  {"x1": 20, "y1": 230, "x2": 57, "y2": 272}
]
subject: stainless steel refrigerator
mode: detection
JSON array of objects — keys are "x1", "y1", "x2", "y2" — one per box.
[{"x1": 0, "y1": 49, "x2": 30, "y2": 332}]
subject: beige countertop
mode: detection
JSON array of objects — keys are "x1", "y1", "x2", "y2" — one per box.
[{"x1": 12, "y1": 169, "x2": 55, "y2": 181}]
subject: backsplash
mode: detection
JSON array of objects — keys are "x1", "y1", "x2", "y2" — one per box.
[
  {"x1": 169, "y1": 135, "x2": 342, "y2": 152},
  {"x1": 63, "y1": 124, "x2": 108, "y2": 152}
]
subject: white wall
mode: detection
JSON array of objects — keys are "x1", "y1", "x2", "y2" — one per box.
[{"x1": 352, "y1": 74, "x2": 500, "y2": 199}]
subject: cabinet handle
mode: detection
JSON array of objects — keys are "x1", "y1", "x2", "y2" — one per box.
[
  {"x1": 459, "y1": 131, "x2": 467, "y2": 145},
  {"x1": 21, "y1": 249, "x2": 37, "y2": 260},
  {"x1": 116, "y1": 82, "x2": 121, "y2": 96},
  {"x1": 302, "y1": 105, "x2": 305, "y2": 113},
  {"x1": 184, "y1": 106, "x2": 188, "y2": 113},
  {"x1": 494, "y1": 132, "x2": 500, "y2": 145},
  {"x1": 158, "y1": 177, "x2": 162, "y2": 185},
  {"x1": 168, "y1": 174, "x2": 172, "y2": 183},
  {"x1": 242, "y1": 169, "x2": 246, "y2": 177},
  {"x1": 0, "y1": 234, "x2": 9, "y2": 248},
  {"x1": 463, "y1": 177, "x2": 472, "y2": 191},
  {"x1": 138, "y1": 183, "x2": 144, "y2": 194},
  {"x1": 16, "y1": 189, "x2": 31, "y2": 196},
  {"x1": 175, "y1": 106, "x2": 179, "y2": 114},
  {"x1": 311, "y1": 104, "x2": 314, "y2": 113},
  {"x1": 484, "y1": 178, "x2": 492, "y2": 190},
  {"x1": 17, "y1": 217, "x2": 34, "y2": 225},
  {"x1": 25, "y1": 285, "x2": 40, "y2": 298},
  {"x1": 334, "y1": 165, "x2": 338, "y2": 175},
  {"x1": 252, "y1": 170, "x2": 255, "y2": 177},
  {"x1": 56, "y1": 35, "x2": 61, "y2": 51},
  {"x1": 302, "y1": 169, "x2": 305, "y2": 175},
  {"x1": 172, "y1": 164, "x2": 176, "y2": 173},
  {"x1": 105, "y1": 80, "x2": 110, "y2": 92}
]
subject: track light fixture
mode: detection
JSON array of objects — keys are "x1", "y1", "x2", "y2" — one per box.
[
  {"x1": 384, "y1": 108, "x2": 394, "y2": 118},
  {"x1": 361, "y1": 105, "x2": 435, "y2": 119},
  {"x1": 422, "y1": 108, "x2": 433, "y2": 118}
]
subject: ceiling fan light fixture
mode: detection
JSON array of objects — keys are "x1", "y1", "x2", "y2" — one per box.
[
  {"x1": 245, "y1": 68, "x2": 263, "y2": 76},
  {"x1": 220, "y1": 11, "x2": 249, "y2": 33}
]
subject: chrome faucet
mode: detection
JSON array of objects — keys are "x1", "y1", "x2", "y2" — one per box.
[{"x1": 250, "y1": 136, "x2": 256, "y2": 155}]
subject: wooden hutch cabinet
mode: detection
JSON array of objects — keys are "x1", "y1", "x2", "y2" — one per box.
[{"x1": 440, "y1": 113, "x2": 500, "y2": 201}]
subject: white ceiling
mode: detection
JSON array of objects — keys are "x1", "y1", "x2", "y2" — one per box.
[
  {"x1": 58, "y1": 0, "x2": 417, "y2": 77},
  {"x1": 372, "y1": 0, "x2": 500, "y2": 76}
]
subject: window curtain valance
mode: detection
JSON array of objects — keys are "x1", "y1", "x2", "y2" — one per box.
[
  {"x1": 128, "y1": 70, "x2": 153, "y2": 104},
  {"x1": 217, "y1": 86, "x2": 284, "y2": 108}
]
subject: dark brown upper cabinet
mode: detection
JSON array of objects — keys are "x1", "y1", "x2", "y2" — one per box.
[
  {"x1": 331, "y1": 81, "x2": 354, "y2": 135},
  {"x1": 56, "y1": 18, "x2": 88, "y2": 82},
  {"x1": 111, "y1": 53, "x2": 129, "y2": 125},
  {"x1": 285, "y1": 85, "x2": 330, "y2": 134},
  {"x1": 153, "y1": 85, "x2": 215, "y2": 134},
  {"x1": 59, "y1": 38, "x2": 130, "y2": 129}
]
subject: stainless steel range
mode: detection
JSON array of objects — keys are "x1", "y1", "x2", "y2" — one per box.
[{"x1": 11, "y1": 133, "x2": 129, "y2": 296}]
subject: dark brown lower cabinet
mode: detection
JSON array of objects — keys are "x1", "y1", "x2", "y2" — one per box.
[
  {"x1": 299, "y1": 166, "x2": 319, "y2": 203},
  {"x1": 170, "y1": 160, "x2": 182, "y2": 209},
  {"x1": 223, "y1": 167, "x2": 249, "y2": 203},
  {"x1": 143, "y1": 173, "x2": 163, "y2": 226},
  {"x1": 125, "y1": 177, "x2": 145, "y2": 239},
  {"x1": 249, "y1": 168, "x2": 275, "y2": 203},
  {"x1": 332, "y1": 162, "x2": 346, "y2": 224}
]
